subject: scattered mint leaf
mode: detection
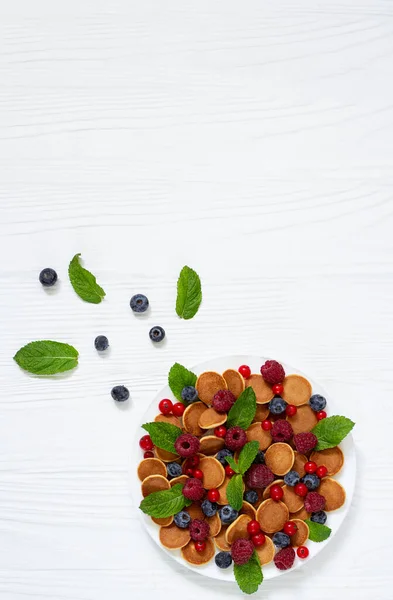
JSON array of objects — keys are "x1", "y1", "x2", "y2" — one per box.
[
  {"x1": 238, "y1": 441, "x2": 260, "y2": 474},
  {"x1": 168, "y1": 362, "x2": 197, "y2": 403},
  {"x1": 142, "y1": 422, "x2": 182, "y2": 454},
  {"x1": 311, "y1": 415, "x2": 355, "y2": 451},
  {"x1": 176, "y1": 265, "x2": 202, "y2": 320},
  {"x1": 68, "y1": 253, "x2": 106, "y2": 304},
  {"x1": 226, "y1": 473, "x2": 244, "y2": 511},
  {"x1": 233, "y1": 550, "x2": 263, "y2": 595},
  {"x1": 13, "y1": 340, "x2": 78, "y2": 375},
  {"x1": 305, "y1": 519, "x2": 332, "y2": 542},
  {"x1": 225, "y1": 456, "x2": 240, "y2": 473},
  {"x1": 226, "y1": 387, "x2": 257, "y2": 430},
  {"x1": 139, "y1": 484, "x2": 191, "y2": 518}
]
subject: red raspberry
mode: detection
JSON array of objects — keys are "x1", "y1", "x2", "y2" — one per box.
[
  {"x1": 231, "y1": 538, "x2": 254, "y2": 565},
  {"x1": 175, "y1": 433, "x2": 200, "y2": 458},
  {"x1": 212, "y1": 390, "x2": 236, "y2": 413},
  {"x1": 189, "y1": 519, "x2": 210, "y2": 541},
  {"x1": 225, "y1": 426, "x2": 247, "y2": 451},
  {"x1": 293, "y1": 432, "x2": 318, "y2": 454},
  {"x1": 260, "y1": 360, "x2": 285, "y2": 385},
  {"x1": 182, "y1": 478, "x2": 205, "y2": 501},
  {"x1": 245, "y1": 464, "x2": 275, "y2": 489},
  {"x1": 274, "y1": 546, "x2": 295, "y2": 570},
  {"x1": 304, "y1": 492, "x2": 326, "y2": 513},
  {"x1": 271, "y1": 419, "x2": 293, "y2": 443}
]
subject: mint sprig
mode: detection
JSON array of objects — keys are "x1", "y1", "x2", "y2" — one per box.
[
  {"x1": 142, "y1": 422, "x2": 182, "y2": 454},
  {"x1": 176, "y1": 265, "x2": 202, "y2": 320},
  {"x1": 225, "y1": 456, "x2": 240, "y2": 474},
  {"x1": 139, "y1": 484, "x2": 191, "y2": 518},
  {"x1": 226, "y1": 387, "x2": 256, "y2": 430},
  {"x1": 237, "y1": 441, "x2": 260, "y2": 474},
  {"x1": 305, "y1": 519, "x2": 332, "y2": 542},
  {"x1": 13, "y1": 340, "x2": 79, "y2": 375},
  {"x1": 226, "y1": 473, "x2": 244, "y2": 511},
  {"x1": 311, "y1": 415, "x2": 355, "y2": 451},
  {"x1": 68, "y1": 253, "x2": 106, "y2": 304},
  {"x1": 168, "y1": 362, "x2": 197, "y2": 403},
  {"x1": 233, "y1": 550, "x2": 263, "y2": 595}
]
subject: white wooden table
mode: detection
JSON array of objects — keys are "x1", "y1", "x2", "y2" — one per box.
[{"x1": 0, "y1": 2, "x2": 392, "y2": 598}]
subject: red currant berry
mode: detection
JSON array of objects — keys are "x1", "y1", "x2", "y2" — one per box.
[
  {"x1": 214, "y1": 425, "x2": 227, "y2": 438},
  {"x1": 270, "y1": 484, "x2": 284, "y2": 501},
  {"x1": 283, "y1": 521, "x2": 298, "y2": 536},
  {"x1": 185, "y1": 468, "x2": 194, "y2": 477},
  {"x1": 304, "y1": 461, "x2": 317, "y2": 474},
  {"x1": 247, "y1": 520, "x2": 261, "y2": 535},
  {"x1": 185, "y1": 456, "x2": 199, "y2": 468},
  {"x1": 251, "y1": 533, "x2": 266, "y2": 547},
  {"x1": 158, "y1": 398, "x2": 173, "y2": 415},
  {"x1": 172, "y1": 402, "x2": 185, "y2": 417},
  {"x1": 139, "y1": 435, "x2": 153, "y2": 451},
  {"x1": 317, "y1": 410, "x2": 327, "y2": 420},
  {"x1": 285, "y1": 404, "x2": 297, "y2": 417},
  {"x1": 195, "y1": 541, "x2": 206, "y2": 552},
  {"x1": 238, "y1": 365, "x2": 251, "y2": 379},
  {"x1": 207, "y1": 489, "x2": 220, "y2": 502},
  {"x1": 297, "y1": 546, "x2": 309, "y2": 559},
  {"x1": 225, "y1": 465, "x2": 235, "y2": 477},
  {"x1": 272, "y1": 383, "x2": 284, "y2": 395},
  {"x1": 294, "y1": 483, "x2": 308, "y2": 497},
  {"x1": 193, "y1": 469, "x2": 203, "y2": 480},
  {"x1": 261, "y1": 420, "x2": 272, "y2": 431},
  {"x1": 316, "y1": 465, "x2": 328, "y2": 478},
  {"x1": 143, "y1": 451, "x2": 154, "y2": 458}
]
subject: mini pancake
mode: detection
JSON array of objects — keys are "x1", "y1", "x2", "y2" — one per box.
[
  {"x1": 310, "y1": 447, "x2": 344, "y2": 476},
  {"x1": 319, "y1": 477, "x2": 346, "y2": 511},
  {"x1": 241, "y1": 501, "x2": 256, "y2": 520},
  {"x1": 208, "y1": 513, "x2": 221, "y2": 537},
  {"x1": 137, "y1": 458, "x2": 166, "y2": 481},
  {"x1": 253, "y1": 404, "x2": 270, "y2": 423},
  {"x1": 265, "y1": 443, "x2": 294, "y2": 476},
  {"x1": 199, "y1": 435, "x2": 225, "y2": 455},
  {"x1": 222, "y1": 369, "x2": 245, "y2": 398},
  {"x1": 225, "y1": 514, "x2": 251, "y2": 544},
  {"x1": 196, "y1": 371, "x2": 227, "y2": 405},
  {"x1": 154, "y1": 413, "x2": 181, "y2": 428},
  {"x1": 155, "y1": 447, "x2": 179, "y2": 463},
  {"x1": 290, "y1": 506, "x2": 310, "y2": 521},
  {"x1": 245, "y1": 374, "x2": 274, "y2": 404},
  {"x1": 287, "y1": 405, "x2": 318, "y2": 435},
  {"x1": 292, "y1": 452, "x2": 308, "y2": 477},
  {"x1": 141, "y1": 474, "x2": 170, "y2": 497},
  {"x1": 281, "y1": 484, "x2": 304, "y2": 513},
  {"x1": 152, "y1": 516, "x2": 173, "y2": 527},
  {"x1": 199, "y1": 456, "x2": 225, "y2": 489},
  {"x1": 186, "y1": 503, "x2": 204, "y2": 520},
  {"x1": 181, "y1": 537, "x2": 215, "y2": 565},
  {"x1": 246, "y1": 422, "x2": 272, "y2": 451},
  {"x1": 255, "y1": 535, "x2": 275, "y2": 565},
  {"x1": 198, "y1": 407, "x2": 227, "y2": 429},
  {"x1": 170, "y1": 475, "x2": 189, "y2": 487},
  {"x1": 214, "y1": 526, "x2": 231, "y2": 551},
  {"x1": 281, "y1": 375, "x2": 312, "y2": 407},
  {"x1": 160, "y1": 522, "x2": 190, "y2": 549},
  {"x1": 183, "y1": 402, "x2": 206, "y2": 436},
  {"x1": 256, "y1": 499, "x2": 289, "y2": 533},
  {"x1": 262, "y1": 479, "x2": 284, "y2": 500},
  {"x1": 291, "y1": 519, "x2": 309, "y2": 546}
]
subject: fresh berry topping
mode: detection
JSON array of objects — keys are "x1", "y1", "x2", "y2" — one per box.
[
  {"x1": 294, "y1": 483, "x2": 308, "y2": 497},
  {"x1": 139, "y1": 435, "x2": 153, "y2": 451},
  {"x1": 130, "y1": 293, "x2": 149, "y2": 313},
  {"x1": 293, "y1": 432, "x2": 318, "y2": 454},
  {"x1": 193, "y1": 468, "x2": 203, "y2": 480},
  {"x1": 175, "y1": 433, "x2": 200, "y2": 457},
  {"x1": 270, "y1": 484, "x2": 284, "y2": 501},
  {"x1": 212, "y1": 389, "x2": 236, "y2": 413},
  {"x1": 283, "y1": 521, "x2": 298, "y2": 536},
  {"x1": 272, "y1": 531, "x2": 291, "y2": 548},
  {"x1": 261, "y1": 420, "x2": 272, "y2": 431},
  {"x1": 316, "y1": 465, "x2": 328, "y2": 478},
  {"x1": 252, "y1": 533, "x2": 266, "y2": 547},
  {"x1": 304, "y1": 461, "x2": 318, "y2": 474},
  {"x1": 166, "y1": 462, "x2": 182, "y2": 479},
  {"x1": 269, "y1": 397, "x2": 287, "y2": 415},
  {"x1": 185, "y1": 455, "x2": 200, "y2": 468},
  {"x1": 214, "y1": 425, "x2": 227, "y2": 438},
  {"x1": 219, "y1": 505, "x2": 239, "y2": 525},
  {"x1": 246, "y1": 464, "x2": 275, "y2": 489},
  {"x1": 309, "y1": 394, "x2": 327, "y2": 412},
  {"x1": 247, "y1": 520, "x2": 261, "y2": 535},
  {"x1": 272, "y1": 383, "x2": 284, "y2": 395},
  {"x1": 253, "y1": 450, "x2": 265, "y2": 464},
  {"x1": 260, "y1": 360, "x2": 285, "y2": 385},
  {"x1": 189, "y1": 519, "x2": 210, "y2": 541},
  {"x1": 39, "y1": 268, "x2": 57, "y2": 287},
  {"x1": 159, "y1": 399, "x2": 173, "y2": 415},
  {"x1": 238, "y1": 365, "x2": 251, "y2": 379},
  {"x1": 284, "y1": 471, "x2": 300, "y2": 487},
  {"x1": 143, "y1": 451, "x2": 154, "y2": 458},
  {"x1": 94, "y1": 335, "x2": 109, "y2": 351},
  {"x1": 185, "y1": 468, "x2": 194, "y2": 477},
  {"x1": 215, "y1": 551, "x2": 233, "y2": 569},
  {"x1": 274, "y1": 546, "x2": 295, "y2": 570},
  {"x1": 271, "y1": 419, "x2": 293, "y2": 443},
  {"x1": 225, "y1": 465, "x2": 235, "y2": 477},
  {"x1": 172, "y1": 402, "x2": 185, "y2": 417},
  {"x1": 207, "y1": 489, "x2": 220, "y2": 503},
  {"x1": 244, "y1": 490, "x2": 259, "y2": 504},
  {"x1": 111, "y1": 385, "x2": 130, "y2": 402},
  {"x1": 216, "y1": 449, "x2": 234, "y2": 466},
  {"x1": 182, "y1": 478, "x2": 205, "y2": 501},
  {"x1": 297, "y1": 546, "x2": 309, "y2": 559},
  {"x1": 231, "y1": 538, "x2": 254, "y2": 565},
  {"x1": 201, "y1": 499, "x2": 218, "y2": 517},
  {"x1": 194, "y1": 541, "x2": 206, "y2": 552},
  {"x1": 149, "y1": 326, "x2": 165, "y2": 343},
  {"x1": 181, "y1": 386, "x2": 198, "y2": 404},
  {"x1": 302, "y1": 473, "x2": 320, "y2": 491},
  {"x1": 311, "y1": 511, "x2": 327, "y2": 524},
  {"x1": 225, "y1": 426, "x2": 247, "y2": 451},
  {"x1": 317, "y1": 410, "x2": 327, "y2": 420},
  {"x1": 285, "y1": 404, "x2": 297, "y2": 417},
  {"x1": 304, "y1": 492, "x2": 326, "y2": 513},
  {"x1": 174, "y1": 511, "x2": 191, "y2": 528}
]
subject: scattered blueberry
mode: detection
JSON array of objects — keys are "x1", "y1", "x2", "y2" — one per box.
[
  {"x1": 269, "y1": 397, "x2": 287, "y2": 415},
  {"x1": 283, "y1": 470, "x2": 300, "y2": 487},
  {"x1": 243, "y1": 490, "x2": 259, "y2": 504},
  {"x1": 201, "y1": 499, "x2": 218, "y2": 517},
  {"x1": 130, "y1": 294, "x2": 149, "y2": 313},
  {"x1": 302, "y1": 473, "x2": 321, "y2": 491},
  {"x1": 215, "y1": 551, "x2": 232, "y2": 569},
  {"x1": 174, "y1": 511, "x2": 191, "y2": 528},
  {"x1": 39, "y1": 268, "x2": 57, "y2": 287},
  {"x1": 94, "y1": 335, "x2": 109, "y2": 351},
  {"x1": 219, "y1": 505, "x2": 238, "y2": 525},
  {"x1": 149, "y1": 326, "x2": 165, "y2": 343},
  {"x1": 111, "y1": 385, "x2": 130, "y2": 402},
  {"x1": 272, "y1": 532, "x2": 291, "y2": 548},
  {"x1": 311, "y1": 511, "x2": 327, "y2": 525},
  {"x1": 216, "y1": 449, "x2": 234, "y2": 466},
  {"x1": 309, "y1": 394, "x2": 327, "y2": 412},
  {"x1": 253, "y1": 450, "x2": 265, "y2": 464},
  {"x1": 166, "y1": 462, "x2": 182, "y2": 479},
  {"x1": 181, "y1": 386, "x2": 198, "y2": 404}
]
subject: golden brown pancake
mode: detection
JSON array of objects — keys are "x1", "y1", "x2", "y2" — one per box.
[
  {"x1": 281, "y1": 375, "x2": 312, "y2": 406},
  {"x1": 253, "y1": 404, "x2": 270, "y2": 423},
  {"x1": 225, "y1": 514, "x2": 252, "y2": 544},
  {"x1": 263, "y1": 480, "x2": 284, "y2": 500},
  {"x1": 199, "y1": 435, "x2": 225, "y2": 455},
  {"x1": 198, "y1": 407, "x2": 227, "y2": 429},
  {"x1": 214, "y1": 526, "x2": 231, "y2": 551},
  {"x1": 255, "y1": 535, "x2": 275, "y2": 565},
  {"x1": 241, "y1": 501, "x2": 257, "y2": 520},
  {"x1": 152, "y1": 516, "x2": 173, "y2": 527},
  {"x1": 291, "y1": 519, "x2": 309, "y2": 546},
  {"x1": 155, "y1": 447, "x2": 179, "y2": 462},
  {"x1": 186, "y1": 503, "x2": 204, "y2": 520},
  {"x1": 137, "y1": 458, "x2": 166, "y2": 481},
  {"x1": 170, "y1": 475, "x2": 188, "y2": 487},
  {"x1": 155, "y1": 413, "x2": 182, "y2": 427},
  {"x1": 310, "y1": 447, "x2": 344, "y2": 476},
  {"x1": 287, "y1": 405, "x2": 318, "y2": 434},
  {"x1": 160, "y1": 522, "x2": 191, "y2": 549},
  {"x1": 265, "y1": 443, "x2": 294, "y2": 476},
  {"x1": 246, "y1": 422, "x2": 272, "y2": 451},
  {"x1": 292, "y1": 452, "x2": 308, "y2": 477},
  {"x1": 208, "y1": 513, "x2": 221, "y2": 537},
  {"x1": 141, "y1": 474, "x2": 170, "y2": 497},
  {"x1": 199, "y1": 456, "x2": 225, "y2": 489},
  {"x1": 245, "y1": 374, "x2": 275, "y2": 404},
  {"x1": 256, "y1": 499, "x2": 289, "y2": 533},
  {"x1": 289, "y1": 506, "x2": 310, "y2": 521},
  {"x1": 196, "y1": 371, "x2": 227, "y2": 405},
  {"x1": 182, "y1": 402, "x2": 207, "y2": 436},
  {"x1": 281, "y1": 484, "x2": 304, "y2": 513},
  {"x1": 319, "y1": 477, "x2": 346, "y2": 511},
  {"x1": 222, "y1": 369, "x2": 245, "y2": 398},
  {"x1": 181, "y1": 538, "x2": 215, "y2": 565}
]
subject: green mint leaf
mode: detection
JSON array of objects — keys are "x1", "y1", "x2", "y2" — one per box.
[
  {"x1": 226, "y1": 387, "x2": 257, "y2": 430},
  {"x1": 176, "y1": 265, "x2": 202, "y2": 320},
  {"x1": 139, "y1": 484, "x2": 191, "y2": 518},
  {"x1": 13, "y1": 340, "x2": 78, "y2": 375},
  {"x1": 168, "y1": 362, "x2": 197, "y2": 403},
  {"x1": 305, "y1": 519, "x2": 332, "y2": 542},
  {"x1": 238, "y1": 441, "x2": 260, "y2": 475},
  {"x1": 234, "y1": 550, "x2": 263, "y2": 595},
  {"x1": 225, "y1": 456, "x2": 240, "y2": 473},
  {"x1": 311, "y1": 415, "x2": 355, "y2": 451},
  {"x1": 142, "y1": 421, "x2": 182, "y2": 454},
  {"x1": 226, "y1": 473, "x2": 244, "y2": 511},
  {"x1": 68, "y1": 253, "x2": 106, "y2": 304}
]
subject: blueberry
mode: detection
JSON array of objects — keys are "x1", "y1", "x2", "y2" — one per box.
[
  {"x1": 283, "y1": 470, "x2": 300, "y2": 487},
  {"x1": 201, "y1": 499, "x2": 218, "y2": 517},
  {"x1": 302, "y1": 473, "x2": 321, "y2": 491},
  {"x1": 219, "y1": 505, "x2": 238, "y2": 525},
  {"x1": 311, "y1": 511, "x2": 327, "y2": 525},
  {"x1": 39, "y1": 268, "x2": 57, "y2": 287},
  {"x1": 216, "y1": 449, "x2": 234, "y2": 466},
  {"x1": 253, "y1": 451, "x2": 265, "y2": 465},
  {"x1": 94, "y1": 335, "x2": 109, "y2": 351},
  {"x1": 272, "y1": 532, "x2": 291, "y2": 548},
  {"x1": 309, "y1": 394, "x2": 327, "y2": 412},
  {"x1": 149, "y1": 326, "x2": 165, "y2": 343},
  {"x1": 166, "y1": 462, "x2": 182, "y2": 479},
  {"x1": 181, "y1": 386, "x2": 198, "y2": 404},
  {"x1": 244, "y1": 490, "x2": 259, "y2": 505},
  {"x1": 111, "y1": 385, "x2": 130, "y2": 402},
  {"x1": 130, "y1": 294, "x2": 149, "y2": 313},
  {"x1": 174, "y1": 511, "x2": 191, "y2": 529},
  {"x1": 215, "y1": 551, "x2": 232, "y2": 569},
  {"x1": 269, "y1": 397, "x2": 287, "y2": 415}
]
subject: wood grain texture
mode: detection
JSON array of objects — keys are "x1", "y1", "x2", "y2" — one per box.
[{"x1": 0, "y1": 1, "x2": 392, "y2": 598}]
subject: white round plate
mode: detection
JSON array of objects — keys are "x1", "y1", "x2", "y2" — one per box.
[{"x1": 131, "y1": 355, "x2": 356, "y2": 582}]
